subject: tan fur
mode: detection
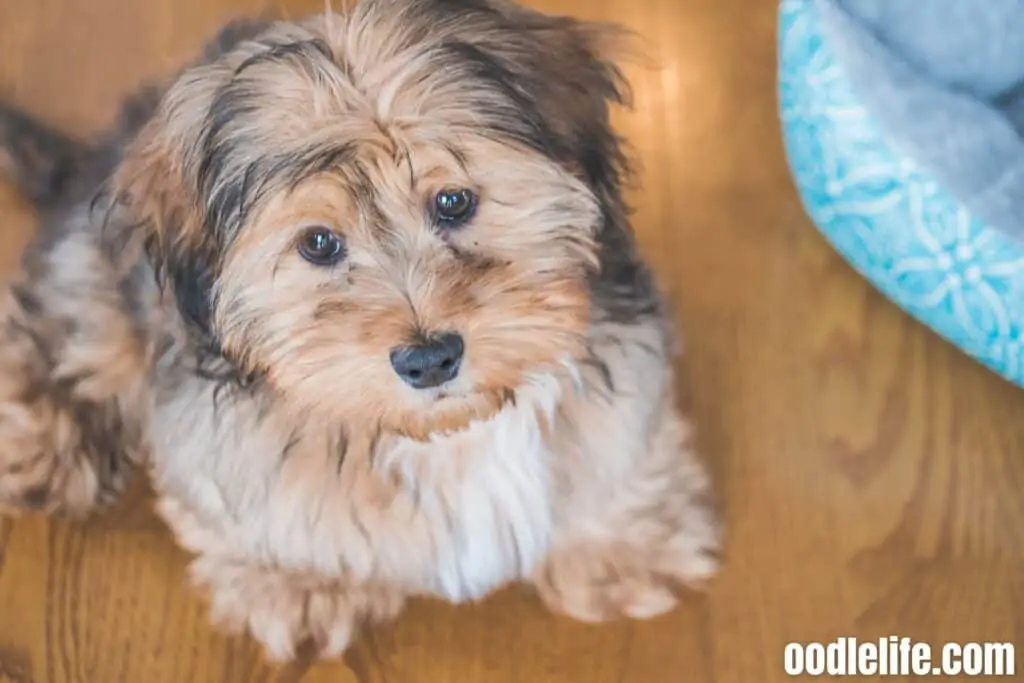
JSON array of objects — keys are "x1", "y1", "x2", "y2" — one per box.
[
  {"x1": 0, "y1": 212, "x2": 150, "y2": 516},
  {"x1": 0, "y1": 0, "x2": 721, "y2": 661}
]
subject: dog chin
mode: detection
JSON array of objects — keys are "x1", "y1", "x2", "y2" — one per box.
[{"x1": 393, "y1": 388, "x2": 510, "y2": 441}]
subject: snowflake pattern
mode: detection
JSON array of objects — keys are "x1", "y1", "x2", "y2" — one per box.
[{"x1": 778, "y1": 0, "x2": 1024, "y2": 387}]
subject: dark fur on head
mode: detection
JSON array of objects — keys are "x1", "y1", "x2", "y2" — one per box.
[
  {"x1": 116, "y1": 0, "x2": 656, "y2": 340},
  {"x1": 0, "y1": 0, "x2": 665, "y2": 435},
  {"x1": 100, "y1": 0, "x2": 661, "y2": 436},
  {"x1": 0, "y1": 1, "x2": 721, "y2": 658}
]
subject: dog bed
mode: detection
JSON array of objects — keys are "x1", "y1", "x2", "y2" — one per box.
[{"x1": 778, "y1": 0, "x2": 1024, "y2": 387}]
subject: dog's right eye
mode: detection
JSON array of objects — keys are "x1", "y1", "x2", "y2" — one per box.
[{"x1": 297, "y1": 227, "x2": 345, "y2": 266}]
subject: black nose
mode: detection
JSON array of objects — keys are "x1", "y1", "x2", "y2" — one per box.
[{"x1": 389, "y1": 333, "x2": 465, "y2": 389}]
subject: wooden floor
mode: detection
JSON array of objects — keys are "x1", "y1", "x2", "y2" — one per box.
[{"x1": 1, "y1": 0, "x2": 1022, "y2": 681}]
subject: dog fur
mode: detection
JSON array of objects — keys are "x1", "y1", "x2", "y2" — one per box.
[{"x1": 0, "y1": 0, "x2": 721, "y2": 661}]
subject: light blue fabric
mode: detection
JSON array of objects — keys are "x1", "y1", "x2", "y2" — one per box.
[
  {"x1": 814, "y1": 0, "x2": 1024, "y2": 242},
  {"x1": 779, "y1": 0, "x2": 1024, "y2": 387}
]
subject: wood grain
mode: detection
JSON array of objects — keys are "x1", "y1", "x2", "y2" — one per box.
[{"x1": 1, "y1": 0, "x2": 1022, "y2": 681}]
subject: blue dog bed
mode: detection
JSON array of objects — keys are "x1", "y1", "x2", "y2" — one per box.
[{"x1": 779, "y1": 0, "x2": 1024, "y2": 387}]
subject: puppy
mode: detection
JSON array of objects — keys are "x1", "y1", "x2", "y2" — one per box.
[{"x1": 0, "y1": 0, "x2": 721, "y2": 661}]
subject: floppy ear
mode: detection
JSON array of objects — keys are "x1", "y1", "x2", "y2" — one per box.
[
  {"x1": 524, "y1": 21, "x2": 635, "y2": 204},
  {"x1": 107, "y1": 18, "x2": 275, "y2": 340},
  {"x1": 111, "y1": 116, "x2": 220, "y2": 339},
  {"x1": 107, "y1": 19, "x2": 273, "y2": 339},
  {"x1": 467, "y1": 3, "x2": 637, "y2": 205},
  {"x1": 470, "y1": 4, "x2": 660, "y2": 321}
]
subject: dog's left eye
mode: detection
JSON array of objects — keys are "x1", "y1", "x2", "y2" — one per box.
[
  {"x1": 297, "y1": 227, "x2": 345, "y2": 266},
  {"x1": 434, "y1": 188, "x2": 477, "y2": 226}
]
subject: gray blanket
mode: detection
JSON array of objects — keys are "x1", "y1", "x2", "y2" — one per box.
[{"x1": 816, "y1": 0, "x2": 1024, "y2": 242}]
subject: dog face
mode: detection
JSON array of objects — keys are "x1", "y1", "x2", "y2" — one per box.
[{"x1": 115, "y1": 0, "x2": 633, "y2": 438}]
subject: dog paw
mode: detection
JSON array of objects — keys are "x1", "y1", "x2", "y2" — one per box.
[
  {"x1": 0, "y1": 395, "x2": 109, "y2": 517},
  {"x1": 0, "y1": 302, "x2": 136, "y2": 517},
  {"x1": 534, "y1": 501, "x2": 721, "y2": 622},
  {"x1": 192, "y1": 558, "x2": 405, "y2": 662}
]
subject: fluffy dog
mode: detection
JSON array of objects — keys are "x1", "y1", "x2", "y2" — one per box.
[{"x1": 0, "y1": 0, "x2": 721, "y2": 661}]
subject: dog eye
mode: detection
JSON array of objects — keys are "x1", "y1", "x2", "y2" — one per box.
[
  {"x1": 297, "y1": 227, "x2": 345, "y2": 266},
  {"x1": 434, "y1": 188, "x2": 477, "y2": 226}
]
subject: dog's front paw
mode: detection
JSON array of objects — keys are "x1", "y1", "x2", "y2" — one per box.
[
  {"x1": 192, "y1": 558, "x2": 405, "y2": 662},
  {"x1": 0, "y1": 393, "x2": 114, "y2": 517},
  {"x1": 534, "y1": 498, "x2": 721, "y2": 622},
  {"x1": 0, "y1": 296, "x2": 136, "y2": 517}
]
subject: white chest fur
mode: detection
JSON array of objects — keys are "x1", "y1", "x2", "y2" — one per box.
[{"x1": 149, "y1": 374, "x2": 562, "y2": 603}]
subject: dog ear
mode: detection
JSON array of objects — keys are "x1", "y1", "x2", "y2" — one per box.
[
  {"x1": 529, "y1": 20, "x2": 636, "y2": 203},
  {"x1": 108, "y1": 19, "x2": 273, "y2": 340},
  {"x1": 111, "y1": 117, "x2": 219, "y2": 339},
  {"x1": 403, "y1": 0, "x2": 634, "y2": 199},
  {"x1": 468, "y1": 4, "x2": 660, "y2": 322},
  {"x1": 473, "y1": 2, "x2": 637, "y2": 206}
]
